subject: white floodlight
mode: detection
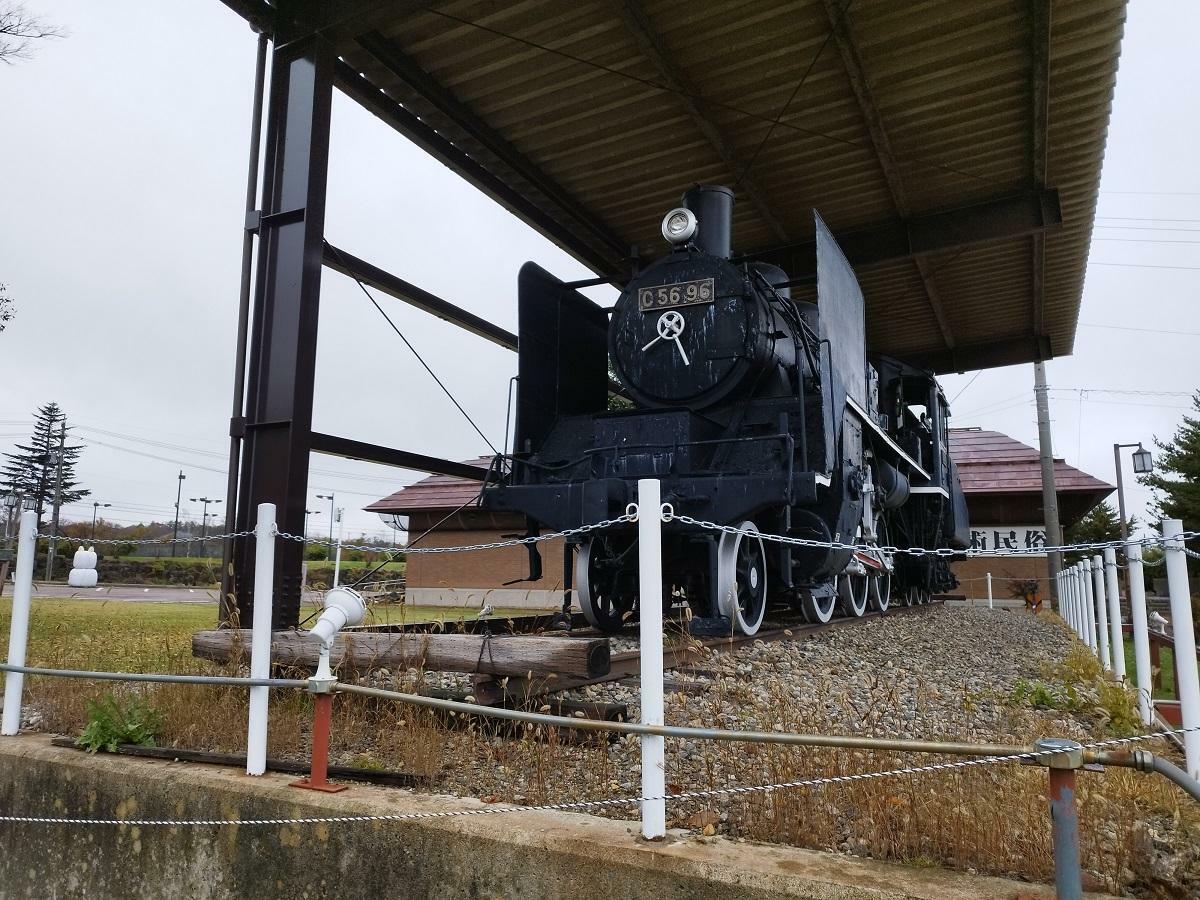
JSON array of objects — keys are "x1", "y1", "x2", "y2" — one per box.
[{"x1": 661, "y1": 207, "x2": 697, "y2": 245}]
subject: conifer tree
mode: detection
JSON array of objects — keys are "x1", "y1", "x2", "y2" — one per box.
[
  {"x1": 1, "y1": 402, "x2": 89, "y2": 527},
  {"x1": 1141, "y1": 390, "x2": 1200, "y2": 531}
]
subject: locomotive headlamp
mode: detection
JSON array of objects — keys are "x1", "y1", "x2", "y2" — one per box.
[{"x1": 661, "y1": 207, "x2": 697, "y2": 245}]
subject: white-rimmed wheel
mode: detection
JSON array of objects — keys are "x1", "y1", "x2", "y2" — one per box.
[
  {"x1": 576, "y1": 534, "x2": 638, "y2": 633},
  {"x1": 905, "y1": 585, "x2": 922, "y2": 607},
  {"x1": 799, "y1": 586, "x2": 837, "y2": 624},
  {"x1": 715, "y1": 521, "x2": 767, "y2": 635},
  {"x1": 869, "y1": 514, "x2": 892, "y2": 612},
  {"x1": 836, "y1": 572, "x2": 868, "y2": 617}
]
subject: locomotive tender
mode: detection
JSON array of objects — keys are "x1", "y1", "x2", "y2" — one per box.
[{"x1": 483, "y1": 185, "x2": 970, "y2": 635}]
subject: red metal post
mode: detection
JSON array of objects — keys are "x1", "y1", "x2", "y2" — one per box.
[{"x1": 291, "y1": 693, "x2": 346, "y2": 793}]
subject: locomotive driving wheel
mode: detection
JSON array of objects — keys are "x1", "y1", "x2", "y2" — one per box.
[
  {"x1": 837, "y1": 524, "x2": 869, "y2": 618},
  {"x1": 576, "y1": 534, "x2": 638, "y2": 633},
  {"x1": 715, "y1": 522, "x2": 767, "y2": 635},
  {"x1": 869, "y1": 513, "x2": 892, "y2": 612}
]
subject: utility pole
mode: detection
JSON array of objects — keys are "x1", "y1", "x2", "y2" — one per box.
[
  {"x1": 44, "y1": 421, "x2": 67, "y2": 581},
  {"x1": 172, "y1": 470, "x2": 187, "y2": 557},
  {"x1": 1033, "y1": 362, "x2": 1063, "y2": 600}
]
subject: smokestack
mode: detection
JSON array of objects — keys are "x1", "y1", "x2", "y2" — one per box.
[{"x1": 682, "y1": 185, "x2": 734, "y2": 258}]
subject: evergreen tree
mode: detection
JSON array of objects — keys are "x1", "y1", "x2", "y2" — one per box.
[
  {"x1": 1064, "y1": 501, "x2": 1132, "y2": 564},
  {"x1": 1, "y1": 402, "x2": 89, "y2": 527},
  {"x1": 1140, "y1": 390, "x2": 1200, "y2": 531}
]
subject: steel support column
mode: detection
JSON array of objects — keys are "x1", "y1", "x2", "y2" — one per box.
[{"x1": 232, "y1": 29, "x2": 334, "y2": 630}]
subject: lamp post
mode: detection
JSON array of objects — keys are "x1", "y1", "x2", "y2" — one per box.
[
  {"x1": 171, "y1": 470, "x2": 187, "y2": 557},
  {"x1": 90, "y1": 502, "x2": 111, "y2": 540},
  {"x1": 1113, "y1": 443, "x2": 1154, "y2": 545},
  {"x1": 316, "y1": 493, "x2": 335, "y2": 561},
  {"x1": 190, "y1": 497, "x2": 222, "y2": 557},
  {"x1": 1114, "y1": 442, "x2": 1154, "y2": 606}
]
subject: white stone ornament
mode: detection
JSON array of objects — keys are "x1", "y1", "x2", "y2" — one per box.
[{"x1": 68, "y1": 545, "x2": 98, "y2": 588}]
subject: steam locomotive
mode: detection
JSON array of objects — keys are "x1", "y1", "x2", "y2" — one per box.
[{"x1": 483, "y1": 185, "x2": 970, "y2": 635}]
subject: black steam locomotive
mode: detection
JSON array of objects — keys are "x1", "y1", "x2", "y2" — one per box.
[{"x1": 483, "y1": 185, "x2": 970, "y2": 635}]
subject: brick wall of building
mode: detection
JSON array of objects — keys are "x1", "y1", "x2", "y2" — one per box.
[{"x1": 951, "y1": 556, "x2": 1049, "y2": 601}]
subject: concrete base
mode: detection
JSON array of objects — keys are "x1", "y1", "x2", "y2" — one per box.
[{"x1": 0, "y1": 735, "x2": 1117, "y2": 899}]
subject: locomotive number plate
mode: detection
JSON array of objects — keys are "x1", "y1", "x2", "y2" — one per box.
[{"x1": 638, "y1": 277, "x2": 715, "y2": 312}]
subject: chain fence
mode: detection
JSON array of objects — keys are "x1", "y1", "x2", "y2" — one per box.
[
  {"x1": 30, "y1": 514, "x2": 1200, "y2": 561},
  {"x1": 1, "y1": 724, "x2": 1194, "y2": 829}
]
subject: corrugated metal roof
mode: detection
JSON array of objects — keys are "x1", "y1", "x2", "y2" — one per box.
[
  {"x1": 949, "y1": 427, "x2": 1113, "y2": 495},
  {"x1": 222, "y1": 0, "x2": 1126, "y2": 373}
]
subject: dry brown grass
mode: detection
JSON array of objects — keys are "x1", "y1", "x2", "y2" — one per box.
[{"x1": 7, "y1": 601, "x2": 1199, "y2": 896}]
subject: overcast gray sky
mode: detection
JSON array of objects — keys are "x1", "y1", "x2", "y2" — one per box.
[{"x1": 1, "y1": 1, "x2": 1197, "y2": 543}]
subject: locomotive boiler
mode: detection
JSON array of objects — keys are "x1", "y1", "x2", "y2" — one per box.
[{"x1": 483, "y1": 185, "x2": 970, "y2": 635}]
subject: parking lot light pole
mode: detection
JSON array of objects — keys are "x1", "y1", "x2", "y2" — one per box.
[
  {"x1": 90, "y1": 502, "x2": 111, "y2": 540},
  {"x1": 316, "y1": 493, "x2": 335, "y2": 561}
]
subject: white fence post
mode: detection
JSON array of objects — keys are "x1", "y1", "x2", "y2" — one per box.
[
  {"x1": 1163, "y1": 518, "x2": 1200, "y2": 778},
  {"x1": 1081, "y1": 561, "x2": 1097, "y2": 652},
  {"x1": 986, "y1": 572, "x2": 993, "y2": 609},
  {"x1": 1075, "y1": 571, "x2": 1084, "y2": 643},
  {"x1": 2, "y1": 511, "x2": 37, "y2": 736},
  {"x1": 246, "y1": 502, "x2": 276, "y2": 776},
  {"x1": 637, "y1": 479, "x2": 666, "y2": 840},
  {"x1": 1103, "y1": 548, "x2": 1125, "y2": 681},
  {"x1": 1126, "y1": 543, "x2": 1153, "y2": 726},
  {"x1": 1091, "y1": 556, "x2": 1111, "y2": 670}
]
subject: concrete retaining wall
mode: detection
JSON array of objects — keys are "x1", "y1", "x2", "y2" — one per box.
[{"x1": 0, "y1": 735, "x2": 1113, "y2": 900}]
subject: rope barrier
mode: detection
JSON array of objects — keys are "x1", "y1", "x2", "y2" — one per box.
[{"x1": 0, "y1": 725, "x2": 1193, "y2": 828}]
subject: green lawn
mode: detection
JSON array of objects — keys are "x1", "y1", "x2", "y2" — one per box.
[{"x1": 1123, "y1": 641, "x2": 1176, "y2": 699}]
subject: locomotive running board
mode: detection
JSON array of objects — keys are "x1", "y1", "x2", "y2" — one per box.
[{"x1": 844, "y1": 395, "x2": 931, "y2": 481}]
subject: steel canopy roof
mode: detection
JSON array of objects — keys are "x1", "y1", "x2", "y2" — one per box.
[{"x1": 222, "y1": 0, "x2": 1126, "y2": 374}]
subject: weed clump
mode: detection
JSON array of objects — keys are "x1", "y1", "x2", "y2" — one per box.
[{"x1": 76, "y1": 693, "x2": 164, "y2": 754}]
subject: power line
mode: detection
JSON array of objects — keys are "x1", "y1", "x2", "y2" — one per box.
[
  {"x1": 1096, "y1": 215, "x2": 1200, "y2": 223},
  {"x1": 1089, "y1": 261, "x2": 1200, "y2": 271},
  {"x1": 325, "y1": 241, "x2": 498, "y2": 454},
  {"x1": 1092, "y1": 237, "x2": 1200, "y2": 244},
  {"x1": 1079, "y1": 322, "x2": 1200, "y2": 337},
  {"x1": 949, "y1": 370, "x2": 982, "y2": 404}
]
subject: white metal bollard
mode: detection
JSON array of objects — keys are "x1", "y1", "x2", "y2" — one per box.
[
  {"x1": 1081, "y1": 560, "x2": 1097, "y2": 652},
  {"x1": 2, "y1": 512, "x2": 37, "y2": 736},
  {"x1": 1103, "y1": 548, "x2": 1125, "y2": 681},
  {"x1": 246, "y1": 502, "x2": 276, "y2": 776},
  {"x1": 637, "y1": 479, "x2": 666, "y2": 840},
  {"x1": 1126, "y1": 543, "x2": 1153, "y2": 726},
  {"x1": 1162, "y1": 519, "x2": 1200, "y2": 778},
  {"x1": 1091, "y1": 556, "x2": 1111, "y2": 670},
  {"x1": 986, "y1": 572, "x2": 993, "y2": 609}
]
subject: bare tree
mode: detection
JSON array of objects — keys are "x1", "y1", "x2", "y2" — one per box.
[
  {"x1": 0, "y1": 3, "x2": 63, "y2": 64},
  {"x1": 0, "y1": 284, "x2": 13, "y2": 333}
]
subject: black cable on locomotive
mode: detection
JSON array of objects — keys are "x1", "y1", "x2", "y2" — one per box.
[{"x1": 482, "y1": 184, "x2": 970, "y2": 635}]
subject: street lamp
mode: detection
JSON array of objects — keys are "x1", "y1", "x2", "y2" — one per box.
[
  {"x1": 316, "y1": 492, "x2": 335, "y2": 561},
  {"x1": 190, "y1": 497, "x2": 222, "y2": 556},
  {"x1": 172, "y1": 470, "x2": 187, "y2": 557},
  {"x1": 1114, "y1": 442, "x2": 1154, "y2": 544},
  {"x1": 91, "y1": 502, "x2": 111, "y2": 540}
]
